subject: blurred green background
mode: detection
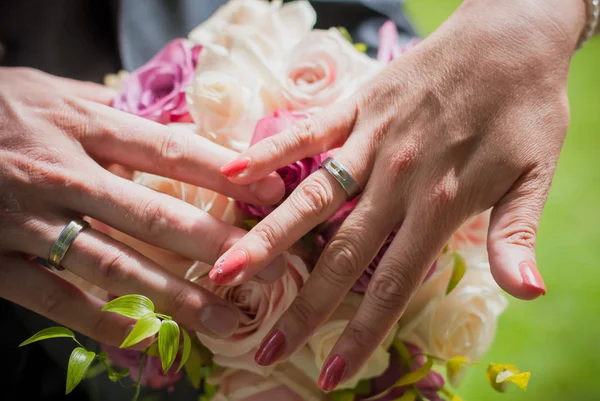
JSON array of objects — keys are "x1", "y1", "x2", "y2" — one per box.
[{"x1": 404, "y1": 1, "x2": 600, "y2": 400}]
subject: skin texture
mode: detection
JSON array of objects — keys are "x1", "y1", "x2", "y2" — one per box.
[
  {"x1": 0, "y1": 67, "x2": 288, "y2": 347},
  {"x1": 216, "y1": 0, "x2": 587, "y2": 391}
]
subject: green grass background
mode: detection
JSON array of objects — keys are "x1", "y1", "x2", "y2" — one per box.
[{"x1": 404, "y1": 1, "x2": 600, "y2": 400}]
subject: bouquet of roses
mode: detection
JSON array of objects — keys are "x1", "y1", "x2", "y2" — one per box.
[{"x1": 20, "y1": 1, "x2": 532, "y2": 400}]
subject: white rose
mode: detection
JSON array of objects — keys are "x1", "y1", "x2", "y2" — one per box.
[
  {"x1": 267, "y1": 28, "x2": 384, "y2": 113},
  {"x1": 187, "y1": 43, "x2": 283, "y2": 151},
  {"x1": 209, "y1": 364, "x2": 326, "y2": 401},
  {"x1": 290, "y1": 293, "x2": 396, "y2": 390},
  {"x1": 188, "y1": 0, "x2": 316, "y2": 59},
  {"x1": 397, "y1": 249, "x2": 508, "y2": 361},
  {"x1": 193, "y1": 253, "x2": 309, "y2": 375}
]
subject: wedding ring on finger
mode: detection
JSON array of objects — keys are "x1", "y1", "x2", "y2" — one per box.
[
  {"x1": 321, "y1": 157, "x2": 361, "y2": 199},
  {"x1": 47, "y1": 219, "x2": 90, "y2": 271}
]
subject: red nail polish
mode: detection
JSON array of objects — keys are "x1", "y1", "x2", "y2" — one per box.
[
  {"x1": 209, "y1": 249, "x2": 248, "y2": 285},
  {"x1": 220, "y1": 158, "x2": 250, "y2": 177},
  {"x1": 318, "y1": 355, "x2": 346, "y2": 391},
  {"x1": 254, "y1": 330, "x2": 286, "y2": 366},
  {"x1": 519, "y1": 263, "x2": 546, "y2": 296}
]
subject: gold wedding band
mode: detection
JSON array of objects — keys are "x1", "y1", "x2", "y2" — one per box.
[
  {"x1": 48, "y1": 219, "x2": 90, "y2": 271},
  {"x1": 320, "y1": 157, "x2": 361, "y2": 199}
]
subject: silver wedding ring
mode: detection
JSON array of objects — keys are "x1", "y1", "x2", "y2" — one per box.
[
  {"x1": 321, "y1": 157, "x2": 361, "y2": 199},
  {"x1": 48, "y1": 219, "x2": 90, "y2": 271}
]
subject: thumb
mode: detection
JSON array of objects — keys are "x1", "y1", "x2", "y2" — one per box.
[
  {"x1": 220, "y1": 99, "x2": 358, "y2": 185},
  {"x1": 487, "y1": 172, "x2": 551, "y2": 300}
]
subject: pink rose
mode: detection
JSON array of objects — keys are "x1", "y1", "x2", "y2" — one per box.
[
  {"x1": 192, "y1": 253, "x2": 309, "y2": 375},
  {"x1": 447, "y1": 210, "x2": 491, "y2": 253},
  {"x1": 100, "y1": 344, "x2": 183, "y2": 391},
  {"x1": 237, "y1": 111, "x2": 327, "y2": 219},
  {"x1": 113, "y1": 39, "x2": 201, "y2": 124},
  {"x1": 377, "y1": 20, "x2": 421, "y2": 63}
]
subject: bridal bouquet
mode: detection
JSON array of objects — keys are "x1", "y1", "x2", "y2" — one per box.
[{"x1": 21, "y1": 1, "x2": 531, "y2": 400}]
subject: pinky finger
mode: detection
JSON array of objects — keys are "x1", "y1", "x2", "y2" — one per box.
[{"x1": 0, "y1": 255, "x2": 140, "y2": 348}]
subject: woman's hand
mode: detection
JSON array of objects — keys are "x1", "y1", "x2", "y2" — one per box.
[
  {"x1": 212, "y1": 0, "x2": 586, "y2": 390},
  {"x1": 0, "y1": 67, "x2": 286, "y2": 347}
]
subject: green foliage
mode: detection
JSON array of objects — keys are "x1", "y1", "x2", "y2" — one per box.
[
  {"x1": 486, "y1": 364, "x2": 530, "y2": 393},
  {"x1": 446, "y1": 356, "x2": 470, "y2": 387},
  {"x1": 19, "y1": 326, "x2": 76, "y2": 347},
  {"x1": 66, "y1": 347, "x2": 96, "y2": 394},
  {"x1": 446, "y1": 252, "x2": 466, "y2": 295},
  {"x1": 178, "y1": 328, "x2": 192, "y2": 373},
  {"x1": 158, "y1": 320, "x2": 180, "y2": 373},
  {"x1": 330, "y1": 389, "x2": 355, "y2": 401},
  {"x1": 102, "y1": 294, "x2": 155, "y2": 319},
  {"x1": 395, "y1": 357, "x2": 433, "y2": 387},
  {"x1": 120, "y1": 312, "x2": 161, "y2": 348}
]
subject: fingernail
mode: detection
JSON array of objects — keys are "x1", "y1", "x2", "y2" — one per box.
[
  {"x1": 254, "y1": 330, "x2": 286, "y2": 366},
  {"x1": 210, "y1": 249, "x2": 248, "y2": 285},
  {"x1": 519, "y1": 262, "x2": 546, "y2": 296},
  {"x1": 250, "y1": 174, "x2": 285, "y2": 203},
  {"x1": 255, "y1": 255, "x2": 288, "y2": 282},
  {"x1": 199, "y1": 305, "x2": 239, "y2": 337},
  {"x1": 221, "y1": 158, "x2": 250, "y2": 177},
  {"x1": 319, "y1": 354, "x2": 347, "y2": 391}
]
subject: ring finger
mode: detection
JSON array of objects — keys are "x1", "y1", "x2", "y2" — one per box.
[{"x1": 10, "y1": 215, "x2": 240, "y2": 339}]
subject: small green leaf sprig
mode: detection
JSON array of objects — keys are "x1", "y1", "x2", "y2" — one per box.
[{"x1": 19, "y1": 294, "x2": 212, "y2": 401}]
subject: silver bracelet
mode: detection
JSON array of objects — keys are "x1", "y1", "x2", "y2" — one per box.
[{"x1": 578, "y1": 0, "x2": 600, "y2": 49}]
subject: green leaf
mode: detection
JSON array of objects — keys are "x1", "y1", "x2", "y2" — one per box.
[
  {"x1": 185, "y1": 339, "x2": 211, "y2": 389},
  {"x1": 120, "y1": 313, "x2": 161, "y2": 348},
  {"x1": 446, "y1": 252, "x2": 467, "y2": 295},
  {"x1": 393, "y1": 339, "x2": 413, "y2": 368},
  {"x1": 19, "y1": 327, "x2": 75, "y2": 347},
  {"x1": 446, "y1": 356, "x2": 470, "y2": 388},
  {"x1": 337, "y1": 26, "x2": 353, "y2": 43},
  {"x1": 66, "y1": 347, "x2": 96, "y2": 394},
  {"x1": 486, "y1": 363, "x2": 519, "y2": 393},
  {"x1": 147, "y1": 341, "x2": 160, "y2": 357},
  {"x1": 440, "y1": 387, "x2": 464, "y2": 401},
  {"x1": 394, "y1": 357, "x2": 434, "y2": 387},
  {"x1": 177, "y1": 328, "x2": 192, "y2": 373},
  {"x1": 85, "y1": 362, "x2": 107, "y2": 379},
  {"x1": 394, "y1": 389, "x2": 417, "y2": 401},
  {"x1": 243, "y1": 219, "x2": 259, "y2": 230},
  {"x1": 108, "y1": 367, "x2": 130, "y2": 382},
  {"x1": 158, "y1": 320, "x2": 180, "y2": 373},
  {"x1": 102, "y1": 294, "x2": 155, "y2": 319},
  {"x1": 355, "y1": 379, "x2": 372, "y2": 395},
  {"x1": 330, "y1": 390, "x2": 355, "y2": 401}
]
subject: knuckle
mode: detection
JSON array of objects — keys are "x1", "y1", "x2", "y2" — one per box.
[
  {"x1": 157, "y1": 131, "x2": 188, "y2": 168},
  {"x1": 500, "y1": 217, "x2": 538, "y2": 249},
  {"x1": 293, "y1": 175, "x2": 334, "y2": 217},
  {"x1": 251, "y1": 223, "x2": 282, "y2": 254},
  {"x1": 290, "y1": 119, "x2": 318, "y2": 148},
  {"x1": 40, "y1": 284, "x2": 74, "y2": 318},
  {"x1": 321, "y1": 238, "x2": 363, "y2": 285},
  {"x1": 425, "y1": 176, "x2": 459, "y2": 211},
  {"x1": 387, "y1": 143, "x2": 420, "y2": 177},
  {"x1": 367, "y1": 269, "x2": 413, "y2": 312},
  {"x1": 345, "y1": 320, "x2": 376, "y2": 349},
  {"x1": 164, "y1": 285, "x2": 195, "y2": 315},
  {"x1": 137, "y1": 199, "x2": 174, "y2": 239},
  {"x1": 95, "y1": 247, "x2": 135, "y2": 286},
  {"x1": 17, "y1": 147, "x2": 72, "y2": 190},
  {"x1": 289, "y1": 296, "x2": 317, "y2": 327}
]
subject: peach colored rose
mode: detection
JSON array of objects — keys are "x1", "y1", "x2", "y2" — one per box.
[
  {"x1": 192, "y1": 253, "x2": 309, "y2": 375},
  {"x1": 266, "y1": 28, "x2": 383, "y2": 113},
  {"x1": 188, "y1": 0, "x2": 316, "y2": 60},
  {"x1": 290, "y1": 293, "x2": 397, "y2": 390},
  {"x1": 103, "y1": 171, "x2": 241, "y2": 277},
  {"x1": 447, "y1": 210, "x2": 491, "y2": 253},
  {"x1": 209, "y1": 364, "x2": 325, "y2": 401},
  {"x1": 397, "y1": 248, "x2": 507, "y2": 361}
]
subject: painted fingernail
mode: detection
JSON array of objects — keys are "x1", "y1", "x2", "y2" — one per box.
[
  {"x1": 210, "y1": 249, "x2": 248, "y2": 285},
  {"x1": 255, "y1": 330, "x2": 286, "y2": 366},
  {"x1": 519, "y1": 262, "x2": 546, "y2": 296},
  {"x1": 319, "y1": 355, "x2": 346, "y2": 391},
  {"x1": 220, "y1": 158, "x2": 250, "y2": 177},
  {"x1": 199, "y1": 305, "x2": 238, "y2": 337}
]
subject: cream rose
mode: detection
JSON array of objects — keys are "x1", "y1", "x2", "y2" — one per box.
[
  {"x1": 188, "y1": 0, "x2": 316, "y2": 59},
  {"x1": 290, "y1": 293, "x2": 396, "y2": 390},
  {"x1": 267, "y1": 28, "x2": 384, "y2": 112},
  {"x1": 103, "y1": 170, "x2": 241, "y2": 277},
  {"x1": 193, "y1": 253, "x2": 309, "y2": 375},
  {"x1": 397, "y1": 249, "x2": 508, "y2": 361},
  {"x1": 209, "y1": 364, "x2": 325, "y2": 401}
]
